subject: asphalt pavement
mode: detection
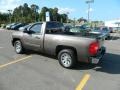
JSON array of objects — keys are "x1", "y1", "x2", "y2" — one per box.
[{"x1": 0, "y1": 29, "x2": 120, "y2": 90}]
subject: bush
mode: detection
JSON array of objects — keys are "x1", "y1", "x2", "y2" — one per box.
[{"x1": 0, "y1": 24, "x2": 6, "y2": 28}]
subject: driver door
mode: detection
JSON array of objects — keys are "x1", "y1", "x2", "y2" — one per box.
[{"x1": 23, "y1": 23, "x2": 43, "y2": 51}]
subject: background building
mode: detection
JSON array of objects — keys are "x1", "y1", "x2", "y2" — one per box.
[{"x1": 105, "y1": 19, "x2": 120, "y2": 28}]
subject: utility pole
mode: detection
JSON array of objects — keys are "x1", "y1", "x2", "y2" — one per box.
[
  {"x1": 86, "y1": 0, "x2": 94, "y2": 22},
  {"x1": 21, "y1": 9, "x2": 23, "y2": 22},
  {"x1": 35, "y1": 9, "x2": 37, "y2": 22},
  {"x1": 8, "y1": 10, "x2": 12, "y2": 23},
  {"x1": 73, "y1": 18, "x2": 76, "y2": 27},
  {"x1": 35, "y1": 7, "x2": 39, "y2": 22},
  {"x1": 66, "y1": 12, "x2": 69, "y2": 23}
]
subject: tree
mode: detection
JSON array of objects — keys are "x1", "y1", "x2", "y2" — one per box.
[
  {"x1": 52, "y1": 7, "x2": 58, "y2": 21},
  {"x1": 78, "y1": 17, "x2": 87, "y2": 23},
  {"x1": 12, "y1": 3, "x2": 32, "y2": 23},
  {"x1": 31, "y1": 4, "x2": 39, "y2": 22},
  {"x1": 0, "y1": 3, "x2": 68, "y2": 24},
  {"x1": 22, "y1": 3, "x2": 31, "y2": 22},
  {"x1": 39, "y1": 7, "x2": 68, "y2": 23},
  {"x1": 49, "y1": 8, "x2": 53, "y2": 21},
  {"x1": 60, "y1": 14, "x2": 67, "y2": 23},
  {"x1": 0, "y1": 13, "x2": 9, "y2": 24},
  {"x1": 39, "y1": 7, "x2": 48, "y2": 21}
]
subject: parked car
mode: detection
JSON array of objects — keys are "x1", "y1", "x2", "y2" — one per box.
[
  {"x1": 101, "y1": 27, "x2": 111, "y2": 39},
  {"x1": 110, "y1": 27, "x2": 120, "y2": 33},
  {"x1": 19, "y1": 24, "x2": 32, "y2": 31},
  {"x1": 75, "y1": 24, "x2": 91, "y2": 30},
  {"x1": 6, "y1": 23, "x2": 18, "y2": 30},
  {"x1": 64, "y1": 25, "x2": 72, "y2": 31},
  {"x1": 11, "y1": 21, "x2": 106, "y2": 68},
  {"x1": 11, "y1": 23, "x2": 27, "y2": 30},
  {"x1": 91, "y1": 27, "x2": 110, "y2": 39},
  {"x1": 68, "y1": 27, "x2": 89, "y2": 34}
]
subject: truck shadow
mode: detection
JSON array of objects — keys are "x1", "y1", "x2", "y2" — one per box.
[
  {"x1": 108, "y1": 36, "x2": 120, "y2": 40},
  {"x1": 75, "y1": 53, "x2": 120, "y2": 74},
  {"x1": 24, "y1": 51, "x2": 120, "y2": 74},
  {"x1": 24, "y1": 50, "x2": 57, "y2": 59}
]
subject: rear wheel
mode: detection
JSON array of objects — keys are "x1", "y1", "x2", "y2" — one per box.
[
  {"x1": 14, "y1": 40, "x2": 24, "y2": 54},
  {"x1": 58, "y1": 49, "x2": 76, "y2": 68}
]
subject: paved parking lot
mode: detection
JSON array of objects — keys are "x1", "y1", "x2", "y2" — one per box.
[{"x1": 0, "y1": 29, "x2": 120, "y2": 90}]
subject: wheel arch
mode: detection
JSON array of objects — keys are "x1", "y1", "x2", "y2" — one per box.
[
  {"x1": 56, "y1": 45, "x2": 77, "y2": 58},
  {"x1": 12, "y1": 38, "x2": 21, "y2": 46}
]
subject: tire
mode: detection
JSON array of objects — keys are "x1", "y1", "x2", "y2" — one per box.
[
  {"x1": 58, "y1": 49, "x2": 76, "y2": 69},
  {"x1": 14, "y1": 40, "x2": 24, "y2": 54}
]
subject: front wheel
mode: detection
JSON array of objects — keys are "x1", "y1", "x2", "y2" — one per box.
[
  {"x1": 14, "y1": 40, "x2": 24, "y2": 54},
  {"x1": 58, "y1": 49, "x2": 76, "y2": 69}
]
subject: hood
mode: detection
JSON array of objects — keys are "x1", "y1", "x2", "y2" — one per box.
[{"x1": 12, "y1": 31, "x2": 23, "y2": 37}]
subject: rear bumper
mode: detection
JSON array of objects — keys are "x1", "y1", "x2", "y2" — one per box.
[{"x1": 89, "y1": 46, "x2": 106, "y2": 64}]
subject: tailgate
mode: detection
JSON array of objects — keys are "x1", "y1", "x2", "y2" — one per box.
[
  {"x1": 96, "y1": 34, "x2": 105, "y2": 48},
  {"x1": 86, "y1": 32, "x2": 105, "y2": 48}
]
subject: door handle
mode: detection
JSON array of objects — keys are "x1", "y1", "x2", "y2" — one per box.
[{"x1": 35, "y1": 36, "x2": 40, "y2": 39}]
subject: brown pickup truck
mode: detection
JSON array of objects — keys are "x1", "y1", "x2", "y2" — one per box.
[{"x1": 11, "y1": 21, "x2": 106, "y2": 68}]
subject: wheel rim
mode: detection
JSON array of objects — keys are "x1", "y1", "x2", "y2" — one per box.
[
  {"x1": 15, "y1": 41, "x2": 21, "y2": 53},
  {"x1": 61, "y1": 53, "x2": 72, "y2": 67}
]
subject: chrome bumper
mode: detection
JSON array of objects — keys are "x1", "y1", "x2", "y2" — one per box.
[{"x1": 90, "y1": 47, "x2": 106, "y2": 64}]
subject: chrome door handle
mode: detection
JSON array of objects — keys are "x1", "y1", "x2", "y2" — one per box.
[{"x1": 35, "y1": 36, "x2": 40, "y2": 39}]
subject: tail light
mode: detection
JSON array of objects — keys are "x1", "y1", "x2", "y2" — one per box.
[{"x1": 89, "y1": 42, "x2": 99, "y2": 56}]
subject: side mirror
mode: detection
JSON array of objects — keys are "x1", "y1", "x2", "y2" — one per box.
[
  {"x1": 23, "y1": 28, "x2": 34, "y2": 34},
  {"x1": 23, "y1": 28, "x2": 29, "y2": 33}
]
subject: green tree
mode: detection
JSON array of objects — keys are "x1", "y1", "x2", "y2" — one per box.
[
  {"x1": 31, "y1": 4, "x2": 39, "y2": 22},
  {"x1": 0, "y1": 13, "x2": 9, "y2": 24},
  {"x1": 60, "y1": 14, "x2": 67, "y2": 23},
  {"x1": 12, "y1": 3, "x2": 33, "y2": 23},
  {"x1": 0, "y1": 3, "x2": 69, "y2": 24},
  {"x1": 39, "y1": 7, "x2": 48, "y2": 21},
  {"x1": 52, "y1": 7, "x2": 58, "y2": 21}
]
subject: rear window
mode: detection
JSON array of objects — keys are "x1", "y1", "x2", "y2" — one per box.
[
  {"x1": 46, "y1": 22, "x2": 63, "y2": 29},
  {"x1": 46, "y1": 22, "x2": 64, "y2": 34}
]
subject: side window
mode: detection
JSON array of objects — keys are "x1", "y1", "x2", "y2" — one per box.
[{"x1": 30, "y1": 23, "x2": 42, "y2": 34}]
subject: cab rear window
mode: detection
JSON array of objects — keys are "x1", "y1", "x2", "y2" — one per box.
[{"x1": 46, "y1": 22, "x2": 64, "y2": 34}]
